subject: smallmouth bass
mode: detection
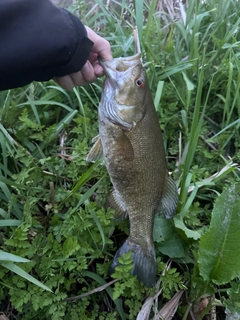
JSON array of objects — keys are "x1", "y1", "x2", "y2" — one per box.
[{"x1": 87, "y1": 53, "x2": 178, "y2": 287}]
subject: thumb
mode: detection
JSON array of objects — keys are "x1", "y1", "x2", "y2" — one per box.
[{"x1": 85, "y1": 26, "x2": 112, "y2": 61}]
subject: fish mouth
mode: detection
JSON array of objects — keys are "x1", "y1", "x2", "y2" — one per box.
[{"x1": 99, "y1": 53, "x2": 142, "y2": 80}]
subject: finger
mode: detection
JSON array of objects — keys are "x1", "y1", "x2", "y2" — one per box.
[
  {"x1": 92, "y1": 62, "x2": 104, "y2": 77},
  {"x1": 85, "y1": 26, "x2": 113, "y2": 61},
  {"x1": 88, "y1": 52, "x2": 98, "y2": 65},
  {"x1": 89, "y1": 53, "x2": 105, "y2": 77},
  {"x1": 69, "y1": 71, "x2": 87, "y2": 86},
  {"x1": 80, "y1": 60, "x2": 97, "y2": 83},
  {"x1": 53, "y1": 75, "x2": 75, "y2": 90},
  {"x1": 93, "y1": 39, "x2": 112, "y2": 61}
]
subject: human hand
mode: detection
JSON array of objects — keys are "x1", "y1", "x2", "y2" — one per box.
[{"x1": 53, "y1": 26, "x2": 112, "y2": 90}]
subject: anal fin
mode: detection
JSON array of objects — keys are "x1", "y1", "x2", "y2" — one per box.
[
  {"x1": 156, "y1": 172, "x2": 178, "y2": 219},
  {"x1": 105, "y1": 190, "x2": 128, "y2": 220}
]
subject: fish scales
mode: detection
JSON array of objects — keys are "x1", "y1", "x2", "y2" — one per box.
[{"x1": 87, "y1": 53, "x2": 178, "y2": 287}]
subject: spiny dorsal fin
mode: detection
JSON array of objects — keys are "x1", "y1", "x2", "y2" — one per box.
[
  {"x1": 156, "y1": 172, "x2": 178, "y2": 219},
  {"x1": 86, "y1": 135, "x2": 103, "y2": 162}
]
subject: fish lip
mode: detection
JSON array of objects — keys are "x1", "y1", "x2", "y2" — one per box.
[
  {"x1": 98, "y1": 56, "x2": 107, "y2": 67},
  {"x1": 99, "y1": 53, "x2": 142, "y2": 74},
  {"x1": 99, "y1": 53, "x2": 141, "y2": 64},
  {"x1": 98, "y1": 57, "x2": 116, "y2": 75}
]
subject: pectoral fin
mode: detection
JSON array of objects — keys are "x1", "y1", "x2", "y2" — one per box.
[
  {"x1": 156, "y1": 172, "x2": 178, "y2": 219},
  {"x1": 116, "y1": 132, "x2": 134, "y2": 161},
  {"x1": 92, "y1": 134, "x2": 100, "y2": 143},
  {"x1": 105, "y1": 190, "x2": 128, "y2": 220},
  {"x1": 86, "y1": 135, "x2": 103, "y2": 162}
]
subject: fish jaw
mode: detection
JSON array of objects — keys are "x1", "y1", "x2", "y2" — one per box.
[
  {"x1": 99, "y1": 55, "x2": 142, "y2": 98},
  {"x1": 99, "y1": 53, "x2": 142, "y2": 74}
]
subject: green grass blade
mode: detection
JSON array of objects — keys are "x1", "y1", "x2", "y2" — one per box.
[
  {"x1": 18, "y1": 100, "x2": 74, "y2": 112},
  {"x1": 154, "y1": 81, "x2": 164, "y2": 110},
  {"x1": 179, "y1": 54, "x2": 208, "y2": 204},
  {"x1": 67, "y1": 160, "x2": 102, "y2": 198},
  {"x1": 34, "y1": 110, "x2": 78, "y2": 155},
  {"x1": 144, "y1": 0, "x2": 158, "y2": 41},
  {"x1": 1, "y1": 261, "x2": 52, "y2": 292},
  {"x1": 0, "y1": 220, "x2": 22, "y2": 227},
  {"x1": 89, "y1": 209, "x2": 106, "y2": 251},
  {"x1": 0, "y1": 250, "x2": 29, "y2": 262},
  {"x1": 27, "y1": 96, "x2": 41, "y2": 125},
  {"x1": 46, "y1": 85, "x2": 74, "y2": 108},
  {"x1": 84, "y1": 271, "x2": 126, "y2": 320},
  {"x1": 0, "y1": 123, "x2": 17, "y2": 152},
  {"x1": 73, "y1": 87, "x2": 87, "y2": 138},
  {"x1": 0, "y1": 209, "x2": 7, "y2": 218},
  {"x1": 0, "y1": 182, "x2": 11, "y2": 200},
  {"x1": 210, "y1": 118, "x2": 240, "y2": 139},
  {"x1": 76, "y1": 176, "x2": 105, "y2": 208},
  {"x1": 134, "y1": 0, "x2": 143, "y2": 41}
]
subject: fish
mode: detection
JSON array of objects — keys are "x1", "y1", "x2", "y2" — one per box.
[{"x1": 86, "y1": 53, "x2": 178, "y2": 287}]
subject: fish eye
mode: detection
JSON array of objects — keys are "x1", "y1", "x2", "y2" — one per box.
[{"x1": 136, "y1": 78, "x2": 144, "y2": 88}]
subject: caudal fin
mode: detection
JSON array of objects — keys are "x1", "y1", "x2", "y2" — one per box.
[{"x1": 108, "y1": 238, "x2": 157, "y2": 287}]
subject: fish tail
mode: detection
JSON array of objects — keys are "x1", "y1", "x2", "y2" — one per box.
[{"x1": 109, "y1": 238, "x2": 157, "y2": 287}]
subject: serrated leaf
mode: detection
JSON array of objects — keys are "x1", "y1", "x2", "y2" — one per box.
[
  {"x1": 223, "y1": 282, "x2": 240, "y2": 314},
  {"x1": 198, "y1": 183, "x2": 240, "y2": 284}
]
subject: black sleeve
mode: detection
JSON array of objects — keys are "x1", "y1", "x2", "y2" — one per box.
[{"x1": 0, "y1": 0, "x2": 94, "y2": 91}]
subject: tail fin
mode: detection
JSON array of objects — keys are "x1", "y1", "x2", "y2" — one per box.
[{"x1": 109, "y1": 238, "x2": 157, "y2": 287}]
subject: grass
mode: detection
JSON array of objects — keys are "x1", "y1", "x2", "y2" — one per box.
[{"x1": 0, "y1": 0, "x2": 240, "y2": 319}]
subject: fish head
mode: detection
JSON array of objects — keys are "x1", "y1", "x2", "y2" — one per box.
[{"x1": 99, "y1": 53, "x2": 148, "y2": 130}]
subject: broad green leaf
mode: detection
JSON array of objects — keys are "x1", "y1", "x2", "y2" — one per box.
[
  {"x1": 198, "y1": 183, "x2": 240, "y2": 284},
  {"x1": 1, "y1": 261, "x2": 52, "y2": 292},
  {"x1": 174, "y1": 216, "x2": 202, "y2": 240},
  {"x1": 0, "y1": 250, "x2": 30, "y2": 262},
  {"x1": 153, "y1": 216, "x2": 187, "y2": 258}
]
